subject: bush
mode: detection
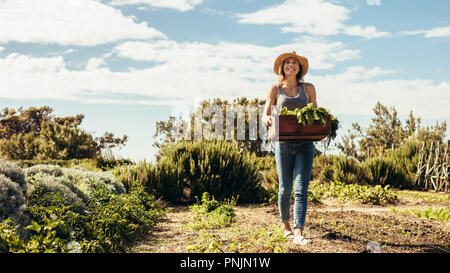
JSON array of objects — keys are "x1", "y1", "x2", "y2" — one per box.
[
  {"x1": 112, "y1": 162, "x2": 153, "y2": 194},
  {"x1": 0, "y1": 160, "x2": 26, "y2": 190},
  {"x1": 14, "y1": 158, "x2": 102, "y2": 171},
  {"x1": 362, "y1": 157, "x2": 410, "y2": 189},
  {"x1": 188, "y1": 192, "x2": 236, "y2": 230},
  {"x1": 24, "y1": 164, "x2": 63, "y2": 177},
  {"x1": 259, "y1": 168, "x2": 279, "y2": 204},
  {"x1": 81, "y1": 183, "x2": 166, "y2": 252},
  {"x1": 26, "y1": 175, "x2": 88, "y2": 213},
  {"x1": 94, "y1": 152, "x2": 133, "y2": 171},
  {"x1": 25, "y1": 164, "x2": 126, "y2": 195},
  {"x1": 121, "y1": 140, "x2": 265, "y2": 204},
  {"x1": 2, "y1": 181, "x2": 165, "y2": 253},
  {"x1": 166, "y1": 140, "x2": 264, "y2": 203},
  {"x1": 60, "y1": 168, "x2": 126, "y2": 195},
  {"x1": 0, "y1": 175, "x2": 28, "y2": 228},
  {"x1": 316, "y1": 155, "x2": 365, "y2": 185}
]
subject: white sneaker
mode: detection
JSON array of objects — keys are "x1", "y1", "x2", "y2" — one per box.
[{"x1": 293, "y1": 235, "x2": 309, "y2": 245}]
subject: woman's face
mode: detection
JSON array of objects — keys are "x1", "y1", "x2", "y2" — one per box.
[{"x1": 283, "y1": 57, "x2": 300, "y2": 76}]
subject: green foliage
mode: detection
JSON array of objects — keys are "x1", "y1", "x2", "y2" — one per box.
[
  {"x1": 26, "y1": 177, "x2": 88, "y2": 213},
  {"x1": 81, "y1": 183, "x2": 165, "y2": 253},
  {"x1": 60, "y1": 168, "x2": 126, "y2": 195},
  {"x1": 391, "y1": 207, "x2": 450, "y2": 222},
  {"x1": 279, "y1": 103, "x2": 340, "y2": 144},
  {"x1": 112, "y1": 162, "x2": 152, "y2": 193},
  {"x1": 153, "y1": 97, "x2": 270, "y2": 159},
  {"x1": 362, "y1": 157, "x2": 410, "y2": 189},
  {"x1": 0, "y1": 161, "x2": 165, "y2": 253},
  {"x1": 397, "y1": 191, "x2": 450, "y2": 204},
  {"x1": 1, "y1": 193, "x2": 80, "y2": 253},
  {"x1": 0, "y1": 219, "x2": 25, "y2": 253},
  {"x1": 122, "y1": 139, "x2": 265, "y2": 204},
  {"x1": 188, "y1": 192, "x2": 236, "y2": 230},
  {"x1": 314, "y1": 153, "x2": 413, "y2": 189},
  {"x1": 315, "y1": 155, "x2": 364, "y2": 185},
  {"x1": 247, "y1": 225, "x2": 288, "y2": 253},
  {"x1": 0, "y1": 106, "x2": 127, "y2": 160},
  {"x1": 337, "y1": 102, "x2": 446, "y2": 161},
  {"x1": 186, "y1": 225, "x2": 288, "y2": 253},
  {"x1": 309, "y1": 181, "x2": 398, "y2": 205},
  {"x1": 25, "y1": 164, "x2": 125, "y2": 195},
  {"x1": 94, "y1": 151, "x2": 133, "y2": 171},
  {"x1": 259, "y1": 168, "x2": 279, "y2": 204},
  {"x1": 23, "y1": 219, "x2": 68, "y2": 253},
  {"x1": 11, "y1": 158, "x2": 101, "y2": 171}
]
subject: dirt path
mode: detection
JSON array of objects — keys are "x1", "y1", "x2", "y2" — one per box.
[{"x1": 132, "y1": 195, "x2": 450, "y2": 253}]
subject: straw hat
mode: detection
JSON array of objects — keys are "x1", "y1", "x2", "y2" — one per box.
[{"x1": 273, "y1": 51, "x2": 309, "y2": 79}]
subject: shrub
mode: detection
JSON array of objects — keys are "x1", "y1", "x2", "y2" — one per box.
[
  {"x1": 14, "y1": 158, "x2": 102, "y2": 171},
  {"x1": 122, "y1": 140, "x2": 265, "y2": 204},
  {"x1": 24, "y1": 164, "x2": 63, "y2": 177},
  {"x1": 112, "y1": 162, "x2": 153, "y2": 193},
  {"x1": 55, "y1": 167, "x2": 125, "y2": 195},
  {"x1": 0, "y1": 160, "x2": 26, "y2": 190},
  {"x1": 316, "y1": 155, "x2": 366, "y2": 185},
  {"x1": 94, "y1": 152, "x2": 133, "y2": 171},
  {"x1": 81, "y1": 183, "x2": 166, "y2": 252},
  {"x1": 155, "y1": 139, "x2": 263, "y2": 204},
  {"x1": 259, "y1": 168, "x2": 279, "y2": 204},
  {"x1": 188, "y1": 192, "x2": 236, "y2": 230},
  {"x1": 26, "y1": 175, "x2": 88, "y2": 213},
  {"x1": 362, "y1": 157, "x2": 409, "y2": 189},
  {"x1": 0, "y1": 175, "x2": 29, "y2": 228}
]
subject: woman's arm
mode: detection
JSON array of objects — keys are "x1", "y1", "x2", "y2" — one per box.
[
  {"x1": 305, "y1": 83, "x2": 318, "y2": 108},
  {"x1": 262, "y1": 84, "x2": 278, "y2": 126}
]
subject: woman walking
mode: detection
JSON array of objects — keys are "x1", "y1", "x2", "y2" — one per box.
[{"x1": 262, "y1": 51, "x2": 317, "y2": 245}]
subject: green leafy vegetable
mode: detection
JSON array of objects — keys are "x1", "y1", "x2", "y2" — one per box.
[{"x1": 279, "y1": 103, "x2": 340, "y2": 142}]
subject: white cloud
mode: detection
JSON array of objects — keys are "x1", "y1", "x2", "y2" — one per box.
[
  {"x1": 1, "y1": 40, "x2": 448, "y2": 119},
  {"x1": 310, "y1": 67, "x2": 450, "y2": 119},
  {"x1": 0, "y1": 47, "x2": 4, "y2": 53},
  {"x1": 400, "y1": 26, "x2": 450, "y2": 38},
  {"x1": 114, "y1": 36, "x2": 360, "y2": 70},
  {"x1": 235, "y1": 0, "x2": 389, "y2": 39},
  {"x1": 106, "y1": 0, "x2": 204, "y2": 11},
  {"x1": 235, "y1": 0, "x2": 349, "y2": 36},
  {"x1": 0, "y1": 36, "x2": 359, "y2": 104},
  {"x1": 344, "y1": 25, "x2": 390, "y2": 39},
  {"x1": 0, "y1": 51, "x2": 448, "y2": 119},
  {"x1": 86, "y1": 57, "x2": 107, "y2": 70},
  {"x1": 366, "y1": 0, "x2": 381, "y2": 6},
  {"x1": 0, "y1": 0, "x2": 166, "y2": 46}
]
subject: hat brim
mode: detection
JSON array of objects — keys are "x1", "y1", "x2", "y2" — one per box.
[{"x1": 273, "y1": 52, "x2": 309, "y2": 79}]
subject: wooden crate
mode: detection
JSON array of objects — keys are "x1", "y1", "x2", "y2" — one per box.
[{"x1": 268, "y1": 115, "x2": 331, "y2": 142}]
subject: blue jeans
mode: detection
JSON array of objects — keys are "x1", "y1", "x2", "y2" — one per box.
[{"x1": 274, "y1": 141, "x2": 315, "y2": 228}]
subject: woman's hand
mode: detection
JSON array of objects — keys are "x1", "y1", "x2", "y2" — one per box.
[{"x1": 262, "y1": 115, "x2": 272, "y2": 127}]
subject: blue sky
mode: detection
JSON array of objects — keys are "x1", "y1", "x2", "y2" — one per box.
[{"x1": 0, "y1": 0, "x2": 449, "y2": 162}]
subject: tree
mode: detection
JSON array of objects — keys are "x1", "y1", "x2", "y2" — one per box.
[
  {"x1": 153, "y1": 97, "x2": 271, "y2": 161},
  {"x1": 337, "y1": 102, "x2": 447, "y2": 160},
  {"x1": 0, "y1": 106, "x2": 128, "y2": 160}
]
